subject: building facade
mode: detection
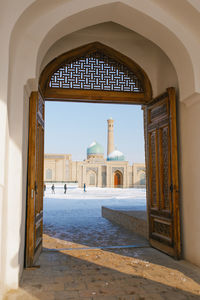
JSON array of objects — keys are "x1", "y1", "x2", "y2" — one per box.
[{"x1": 44, "y1": 119, "x2": 146, "y2": 188}]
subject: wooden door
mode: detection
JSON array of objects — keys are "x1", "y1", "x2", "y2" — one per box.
[
  {"x1": 114, "y1": 171, "x2": 122, "y2": 187},
  {"x1": 25, "y1": 91, "x2": 45, "y2": 267},
  {"x1": 145, "y1": 87, "x2": 181, "y2": 259},
  {"x1": 114, "y1": 173, "x2": 119, "y2": 187}
]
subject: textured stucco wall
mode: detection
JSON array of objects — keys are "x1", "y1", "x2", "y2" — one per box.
[{"x1": 40, "y1": 22, "x2": 178, "y2": 98}]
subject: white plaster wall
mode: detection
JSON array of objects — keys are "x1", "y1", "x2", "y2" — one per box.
[
  {"x1": 34, "y1": 0, "x2": 200, "y2": 101},
  {"x1": 179, "y1": 98, "x2": 200, "y2": 266},
  {"x1": 0, "y1": 2, "x2": 35, "y2": 297},
  {"x1": 40, "y1": 22, "x2": 178, "y2": 97},
  {"x1": 1, "y1": 0, "x2": 200, "y2": 297}
]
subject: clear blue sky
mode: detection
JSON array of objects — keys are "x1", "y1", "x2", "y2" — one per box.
[{"x1": 45, "y1": 101, "x2": 145, "y2": 164}]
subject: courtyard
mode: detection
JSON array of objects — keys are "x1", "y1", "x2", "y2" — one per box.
[
  {"x1": 43, "y1": 185, "x2": 147, "y2": 248},
  {"x1": 5, "y1": 187, "x2": 200, "y2": 299}
]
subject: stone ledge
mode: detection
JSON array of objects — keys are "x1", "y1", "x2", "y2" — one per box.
[{"x1": 102, "y1": 206, "x2": 148, "y2": 239}]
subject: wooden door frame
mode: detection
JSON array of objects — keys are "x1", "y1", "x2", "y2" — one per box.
[
  {"x1": 26, "y1": 92, "x2": 37, "y2": 267},
  {"x1": 144, "y1": 88, "x2": 181, "y2": 259},
  {"x1": 25, "y1": 43, "x2": 181, "y2": 265},
  {"x1": 39, "y1": 42, "x2": 152, "y2": 104},
  {"x1": 26, "y1": 91, "x2": 45, "y2": 267}
]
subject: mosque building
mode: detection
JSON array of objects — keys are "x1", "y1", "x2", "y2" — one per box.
[{"x1": 44, "y1": 118, "x2": 146, "y2": 188}]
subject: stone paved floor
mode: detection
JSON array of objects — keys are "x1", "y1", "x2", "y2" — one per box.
[{"x1": 4, "y1": 234, "x2": 200, "y2": 300}]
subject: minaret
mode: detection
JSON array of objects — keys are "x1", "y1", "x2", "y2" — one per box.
[{"x1": 107, "y1": 118, "x2": 115, "y2": 156}]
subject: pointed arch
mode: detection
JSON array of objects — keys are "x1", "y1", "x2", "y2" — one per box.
[
  {"x1": 87, "y1": 170, "x2": 97, "y2": 187},
  {"x1": 39, "y1": 42, "x2": 152, "y2": 104},
  {"x1": 114, "y1": 170, "x2": 123, "y2": 188}
]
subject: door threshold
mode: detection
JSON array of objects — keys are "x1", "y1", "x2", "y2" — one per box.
[{"x1": 43, "y1": 244, "x2": 150, "y2": 252}]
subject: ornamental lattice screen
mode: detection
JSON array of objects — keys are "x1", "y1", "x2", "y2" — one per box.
[{"x1": 48, "y1": 51, "x2": 144, "y2": 93}]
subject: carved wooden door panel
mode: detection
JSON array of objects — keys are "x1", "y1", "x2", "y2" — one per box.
[
  {"x1": 26, "y1": 91, "x2": 45, "y2": 267},
  {"x1": 146, "y1": 87, "x2": 181, "y2": 258},
  {"x1": 114, "y1": 173, "x2": 119, "y2": 187}
]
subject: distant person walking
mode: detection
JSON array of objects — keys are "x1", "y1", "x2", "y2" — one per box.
[
  {"x1": 83, "y1": 183, "x2": 86, "y2": 192},
  {"x1": 64, "y1": 183, "x2": 67, "y2": 194},
  {"x1": 51, "y1": 184, "x2": 55, "y2": 194}
]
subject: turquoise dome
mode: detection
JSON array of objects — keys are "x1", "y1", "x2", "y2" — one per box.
[
  {"x1": 107, "y1": 150, "x2": 125, "y2": 161},
  {"x1": 87, "y1": 141, "x2": 104, "y2": 155}
]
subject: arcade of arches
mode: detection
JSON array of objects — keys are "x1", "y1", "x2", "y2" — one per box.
[{"x1": 1, "y1": 1, "x2": 200, "y2": 298}]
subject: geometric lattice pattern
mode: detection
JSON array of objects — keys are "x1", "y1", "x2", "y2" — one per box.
[{"x1": 49, "y1": 51, "x2": 144, "y2": 92}]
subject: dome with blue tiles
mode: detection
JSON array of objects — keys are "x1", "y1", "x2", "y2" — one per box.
[
  {"x1": 87, "y1": 141, "x2": 104, "y2": 155},
  {"x1": 107, "y1": 149, "x2": 125, "y2": 161}
]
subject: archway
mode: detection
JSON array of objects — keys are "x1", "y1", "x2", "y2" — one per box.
[
  {"x1": 139, "y1": 171, "x2": 146, "y2": 186},
  {"x1": 25, "y1": 42, "x2": 181, "y2": 267},
  {"x1": 46, "y1": 168, "x2": 53, "y2": 181},
  {"x1": 114, "y1": 171, "x2": 123, "y2": 188},
  {"x1": 87, "y1": 170, "x2": 97, "y2": 187},
  {"x1": 3, "y1": 2, "x2": 200, "y2": 295}
]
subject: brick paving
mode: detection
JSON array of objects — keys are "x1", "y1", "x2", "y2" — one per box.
[{"x1": 4, "y1": 235, "x2": 200, "y2": 299}]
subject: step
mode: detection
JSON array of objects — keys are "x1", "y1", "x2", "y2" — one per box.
[{"x1": 102, "y1": 206, "x2": 148, "y2": 239}]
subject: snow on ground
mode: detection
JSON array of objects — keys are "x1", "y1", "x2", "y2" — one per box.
[
  {"x1": 44, "y1": 185, "x2": 147, "y2": 247},
  {"x1": 45, "y1": 184, "x2": 146, "y2": 201}
]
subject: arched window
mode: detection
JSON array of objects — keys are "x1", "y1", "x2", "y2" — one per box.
[
  {"x1": 140, "y1": 172, "x2": 146, "y2": 185},
  {"x1": 46, "y1": 169, "x2": 52, "y2": 180},
  {"x1": 40, "y1": 42, "x2": 152, "y2": 104},
  {"x1": 49, "y1": 52, "x2": 143, "y2": 93},
  {"x1": 90, "y1": 173, "x2": 95, "y2": 185}
]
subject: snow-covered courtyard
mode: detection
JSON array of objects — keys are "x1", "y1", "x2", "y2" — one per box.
[{"x1": 44, "y1": 185, "x2": 146, "y2": 248}]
